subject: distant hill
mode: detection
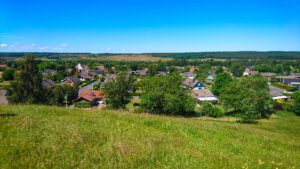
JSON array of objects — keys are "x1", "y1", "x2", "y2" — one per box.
[
  {"x1": 0, "y1": 105, "x2": 299, "y2": 168},
  {"x1": 1, "y1": 51, "x2": 300, "y2": 60}
]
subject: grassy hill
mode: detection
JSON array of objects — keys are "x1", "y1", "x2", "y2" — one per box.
[{"x1": 0, "y1": 105, "x2": 299, "y2": 169}]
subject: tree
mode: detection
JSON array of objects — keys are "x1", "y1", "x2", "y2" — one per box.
[
  {"x1": 199, "y1": 102, "x2": 223, "y2": 118},
  {"x1": 8, "y1": 54, "x2": 45, "y2": 104},
  {"x1": 140, "y1": 73, "x2": 195, "y2": 116},
  {"x1": 103, "y1": 74, "x2": 133, "y2": 109},
  {"x1": 211, "y1": 73, "x2": 232, "y2": 96},
  {"x1": 3, "y1": 68, "x2": 15, "y2": 80},
  {"x1": 48, "y1": 84, "x2": 78, "y2": 106},
  {"x1": 292, "y1": 91, "x2": 300, "y2": 116},
  {"x1": 220, "y1": 76, "x2": 271, "y2": 122}
]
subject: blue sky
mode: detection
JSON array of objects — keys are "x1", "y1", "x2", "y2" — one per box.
[{"x1": 0, "y1": 0, "x2": 299, "y2": 53}]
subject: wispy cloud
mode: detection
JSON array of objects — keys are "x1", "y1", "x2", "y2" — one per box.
[{"x1": 0, "y1": 44, "x2": 8, "y2": 48}]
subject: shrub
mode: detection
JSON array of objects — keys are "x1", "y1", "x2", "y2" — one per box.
[
  {"x1": 74, "y1": 100, "x2": 91, "y2": 108},
  {"x1": 199, "y1": 102, "x2": 224, "y2": 118}
]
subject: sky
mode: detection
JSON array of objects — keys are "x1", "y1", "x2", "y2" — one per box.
[{"x1": 0, "y1": 0, "x2": 300, "y2": 53}]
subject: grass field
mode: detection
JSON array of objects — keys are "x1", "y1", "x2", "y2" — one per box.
[
  {"x1": 75, "y1": 55, "x2": 173, "y2": 62},
  {"x1": 0, "y1": 105, "x2": 299, "y2": 169}
]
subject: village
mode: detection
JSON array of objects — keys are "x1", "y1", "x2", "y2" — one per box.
[{"x1": 1, "y1": 60, "x2": 299, "y2": 112}]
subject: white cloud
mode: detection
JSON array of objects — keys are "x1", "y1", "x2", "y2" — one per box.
[
  {"x1": 0, "y1": 43, "x2": 8, "y2": 48},
  {"x1": 61, "y1": 43, "x2": 68, "y2": 47}
]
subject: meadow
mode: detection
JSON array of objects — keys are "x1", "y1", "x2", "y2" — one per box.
[{"x1": 0, "y1": 105, "x2": 299, "y2": 169}]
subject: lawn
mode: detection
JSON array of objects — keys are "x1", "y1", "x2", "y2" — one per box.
[
  {"x1": 0, "y1": 81, "x2": 10, "y2": 89},
  {"x1": 0, "y1": 105, "x2": 299, "y2": 169}
]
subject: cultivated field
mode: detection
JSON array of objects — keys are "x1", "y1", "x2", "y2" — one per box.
[
  {"x1": 0, "y1": 105, "x2": 299, "y2": 169},
  {"x1": 81, "y1": 55, "x2": 173, "y2": 62}
]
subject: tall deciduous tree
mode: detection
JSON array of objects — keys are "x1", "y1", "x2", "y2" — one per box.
[
  {"x1": 8, "y1": 54, "x2": 45, "y2": 104},
  {"x1": 220, "y1": 76, "x2": 271, "y2": 122},
  {"x1": 103, "y1": 74, "x2": 133, "y2": 109},
  {"x1": 292, "y1": 91, "x2": 300, "y2": 116},
  {"x1": 140, "y1": 73, "x2": 195, "y2": 116},
  {"x1": 211, "y1": 73, "x2": 232, "y2": 96}
]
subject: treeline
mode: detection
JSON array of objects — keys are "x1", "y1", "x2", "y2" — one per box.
[
  {"x1": 149, "y1": 51, "x2": 300, "y2": 60},
  {"x1": 1, "y1": 51, "x2": 300, "y2": 60}
]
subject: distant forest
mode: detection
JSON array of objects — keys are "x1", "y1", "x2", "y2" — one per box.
[
  {"x1": 1, "y1": 51, "x2": 300, "y2": 60},
  {"x1": 148, "y1": 52, "x2": 300, "y2": 60}
]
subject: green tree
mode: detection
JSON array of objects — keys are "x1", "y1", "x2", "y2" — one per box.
[
  {"x1": 292, "y1": 91, "x2": 300, "y2": 116},
  {"x1": 211, "y1": 73, "x2": 232, "y2": 96},
  {"x1": 8, "y1": 54, "x2": 45, "y2": 104},
  {"x1": 103, "y1": 74, "x2": 133, "y2": 109},
  {"x1": 220, "y1": 76, "x2": 271, "y2": 122},
  {"x1": 199, "y1": 102, "x2": 223, "y2": 118},
  {"x1": 140, "y1": 73, "x2": 195, "y2": 116},
  {"x1": 3, "y1": 68, "x2": 15, "y2": 80}
]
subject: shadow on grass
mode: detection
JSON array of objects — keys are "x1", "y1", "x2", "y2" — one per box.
[{"x1": 0, "y1": 113, "x2": 18, "y2": 117}]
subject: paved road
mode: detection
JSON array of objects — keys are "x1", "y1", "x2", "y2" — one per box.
[{"x1": 78, "y1": 80, "x2": 101, "y2": 96}]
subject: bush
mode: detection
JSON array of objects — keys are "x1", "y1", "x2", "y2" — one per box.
[
  {"x1": 199, "y1": 102, "x2": 224, "y2": 118},
  {"x1": 272, "y1": 82, "x2": 296, "y2": 91},
  {"x1": 74, "y1": 100, "x2": 92, "y2": 108}
]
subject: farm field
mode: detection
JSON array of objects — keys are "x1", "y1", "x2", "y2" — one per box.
[{"x1": 0, "y1": 105, "x2": 299, "y2": 169}]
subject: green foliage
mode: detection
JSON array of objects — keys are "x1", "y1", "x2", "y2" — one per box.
[
  {"x1": 211, "y1": 73, "x2": 232, "y2": 96},
  {"x1": 272, "y1": 82, "x2": 296, "y2": 91},
  {"x1": 292, "y1": 91, "x2": 300, "y2": 116},
  {"x1": 2, "y1": 68, "x2": 15, "y2": 81},
  {"x1": 199, "y1": 102, "x2": 224, "y2": 118},
  {"x1": 140, "y1": 73, "x2": 195, "y2": 116},
  {"x1": 103, "y1": 74, "x2": 133, "y2": 109},
  {"x1": 220, "y1": 76, "x2": 271, "y2": 122},
  {"x1": 48, "y1": 84, "x2": 78, "y2": 106},
  {"x1": 74, "y1": 100, "x2": 92, "y2": 108},
  {"x1": 8, "y1": 54, "x2": 45, "y2": 104}
]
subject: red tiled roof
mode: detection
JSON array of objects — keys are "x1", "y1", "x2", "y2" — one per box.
[{"x1": 75, "y1": 90, "x2": 104, "y2": 102}]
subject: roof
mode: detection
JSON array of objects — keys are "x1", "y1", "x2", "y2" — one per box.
[
  {"x1": 290, "y1": 73, "x2": 300, "y2": 77},
  {"x1": 206, "y1": 75, "x2": 214, "y2": 80},
  {"x1": 157, "y1": 71, "x2": 167, "y2": 76},
  {"x1": 42, "y1": 79, "x2": 55, "y2": 89},
  {"x1": 182, "y1": 71, "x2": 196, "y2": 78},
  {"x1": 269, "y1": 85, "x2": 286, "y2": 98},
  {"x1": 182, "y1": 78, "x2": 199, "y2": 88},
  {"x1": 65, "y1": 76, "x2": 81, "y2": 84},
  {"x1": 192, "y1": 89, "x2": 215, "y2": 98},
  {"x1": 74, "y1": 89, "x2": 104, "y2": 103},
  {"x1": 244, "y1": 70, "x2": 259, "y2": 75},
  {"x1": 260, "y1": 72, "x2": 276, "y2": 77},
  {"x1": 136, "y1": 68, "x2": 148, "y2": 76}
]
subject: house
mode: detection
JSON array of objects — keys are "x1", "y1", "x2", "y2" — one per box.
[
  {"x1": 76, "y1": 63, "x2": 89, "y2": 72},
  {"x1": 0, "y1": 64, "x2": 7, "y2": 68},
  {"x1": 95, "y1": 65, "x2": 105, "y2": 70},
  {"x1": 105, "y1": 74, "x2": 117, "y2": 81},
  {"x1": 182, "y1": 78, "x2": 205, "y2": 89},
  {"x1": 79, "y1": 71, "x2": 98, "y2": 81},
  {"x1": 130, "y1": 68, "x2": 148, "y2": 76},
  {"x1": 42, "y1": 79, "x2": 55, "y2": 89},
  {"x1": 42, "y1": 69, "x2": 56, "y2": 76},
  {"x1": 269, "y1": 85, "x2": 288, "y2": 100},
  {"x1": 182, "y1": 71, "x2": 197, "y2": 79},
  {"x1": 205, "y1": 75, "x2": 214, "y2": 84},
  {"x1": 260, "y1": 72, "x2": 277, "y2": 78},
  {"x1": 63, "y1": 76, "x2": 81, "y2": 86},
  {"x1": 280, "y1": 76, "x2": 300, "y2": 87},
  {"x1": 192, "y1": 89, "x2": 218, "y2": 103},
  {"x1": 73, "y1": 89, "x2": 105, "y2": 106},
  {"x1": 290, "y1": 73, "x2": 300, "y2": 78},
  {"x1": 157, "y1": 71, "x2": 167, "y2": 76},
  {"x1": 243, "y1": 68, "x2": 259, "y2": 76}
]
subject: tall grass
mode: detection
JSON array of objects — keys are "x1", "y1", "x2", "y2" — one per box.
[{"x1": 0, "y1": 105, "x2": 299, "y2": 169}]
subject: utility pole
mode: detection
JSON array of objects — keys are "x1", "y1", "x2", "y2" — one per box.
[{"x1": 65, "y1": 95, "x2": 68, "y2": 108}]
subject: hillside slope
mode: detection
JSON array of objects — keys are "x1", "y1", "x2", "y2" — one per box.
[{"x1": 0, "y1": 105, "x2": 299, "y2": 169}]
